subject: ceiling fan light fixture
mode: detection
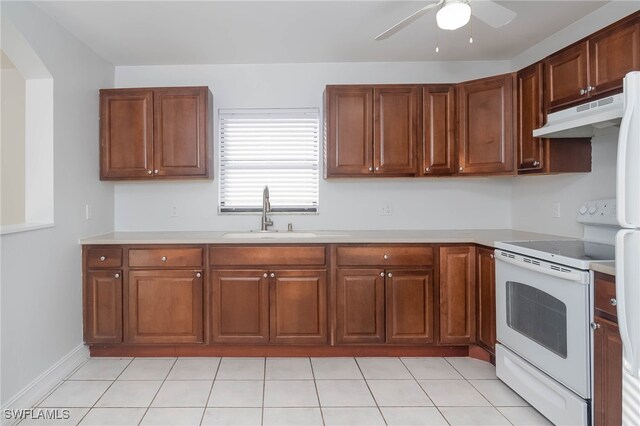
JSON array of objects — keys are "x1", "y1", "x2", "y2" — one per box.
[{"x1": 436, "y1": 0, "x2": 471, "y2": 31}]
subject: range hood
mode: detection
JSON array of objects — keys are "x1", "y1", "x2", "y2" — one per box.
[{"x1": 533, "y1": 93, "x2": 624, "y2": 138}]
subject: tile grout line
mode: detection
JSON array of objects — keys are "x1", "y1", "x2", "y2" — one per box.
[
  {"x1": 137, "y1": 357, "x2": 178, "y2": 426},
  {"x1": 354, "y1": 357, "x2": 388, "y2": 426},
  {"x1": 398, "y1": 357, "x2": 453, "y2": 426},
  {"x1": 308, "y1": 357, "x2": 326, "y2": 426},
  {"x1": 261, "y1": 357, "x2": 266, "y2": 426},
  {"x1": 200, "y1": 356, "x2": 222, "y2": 426}
]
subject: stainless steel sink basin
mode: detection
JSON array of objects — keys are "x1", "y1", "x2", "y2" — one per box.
[{"x1": 222, "y1": 231, "x2": 318, "y2": 239}]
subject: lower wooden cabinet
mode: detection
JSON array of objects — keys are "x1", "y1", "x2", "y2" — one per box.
[
  {"x1": 209, "y1": 270, "x2": 270, "y2": 344},
  {"x1": 336, "y1": 267, "x2": 434, "y2": 344},
  {"x1": 84, "y1": 270, "x2": 123, "y2": 343},
  {"x1": 270, "y1": 269, "x2": 328, "y2": 344},
  {"x1": 126, "y1": 269, "x2": 204, "y2": 344},
  {"x1": 476, "y1": 247, "x2": 496, "y2": 353},
  {"x1": 336, "y1": 268, "x2": 386, "y2": 344},
  {"x1": 439, "y1": 246, "x2": 476, "y2": 344},
  {"x1": 386, "y1": 269, "x2": 434, "y2": 344}
]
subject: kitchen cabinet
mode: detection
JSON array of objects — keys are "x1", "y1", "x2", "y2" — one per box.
[
  {"x1": 84, "y1": 270, "x2": 123, "y2": 344},
  {"x1": 593, "y1": 272, "x2": 623, "y2": 426},
  {"x1": 335, "y1": 245, "x2": 434, "y2": 345},
  {"x1": 209, "y1": 245, "x2": 328, "y2": 345},
  {"x1": 270, "y1": 269, "x2": 328, "y2": 344},
  {"x1": 127, "y1": 269, "x2": 204, "y2": 344},
  {"x1": 422, "y1": 85, "x2": 456, "y2": 175},
  {"x1": 457, "y1": 74, "x2": 515, "y2": 175},
  {"x1": 439, "y1": 245, "x2": 476, "y2": 344},
  {"x1": 324, "y1": 85, "x2": 419, "y2": 177},
  {"x1": 100, "y1": 86, "x2": 211, "y2": 180},
  {"x1": 476, "y1": 247, "x2": 495, "y2": 354},
  {"x1": 210, "y1": 270, "x2": 270, "y2": 344},
  {"x1": 545, "y1": 15, "x2": 640, "y2": 111},
  {"x1": 517, "y1": 63, "x2": 592, "y2": 174}
]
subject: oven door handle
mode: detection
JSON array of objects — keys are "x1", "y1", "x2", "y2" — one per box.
[{"x1": 495, "y1": 253, "x2": 585, "y2": 282}]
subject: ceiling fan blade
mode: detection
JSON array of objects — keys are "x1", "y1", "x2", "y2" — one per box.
[
  {"x1": 471, "y1": 0, "x2": 516, "y2": 28},
  {"x1": 375, "y1": 0, "x2": 444, "y2": 41}
]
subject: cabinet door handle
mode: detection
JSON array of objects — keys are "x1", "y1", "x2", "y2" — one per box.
[
  {"x1": 161, "y1": 256, "x2": 167, "y2": 262},
  {"x1": 459, "y1": 166, "x2": 463, "y2": 172},
  {"x1": 580, "y1": 88, "x2": 587, "y2": 95},
  {"x1": 114, "y1": 273, "x2": 120, "y2": 278},
  {"x1": 100, "y1": 256, "x2": 106, "y2": 261},
  {"x1": 387, "y1": 272, "x2": 393, "y2": 278},
  {"x1": 368, "y1": 167, "x2": 373, "y2": 172},
  {"x1": 590, "y1": 322, "x2": 601, "y2": 330},
  {"x1": 533, "y1": 160, "x2": 540, "y2": 167},
  {"x1": 196, "y1": 272, "x2": 201, "y2": 278},
  {"x1": 425, "y1": 167, "x2": 430, "y2": 173},
  {"x1": 270, "y1": 272, "x2": 275, "y2": 278},
  {"x1": 147, "y1": 170, "x2": 152, "y2": 175},
  {"x1": 375, "y1": 166, "x2": 380, "y2": 171},
  {"x1": 263, "y1": 273, "x2": 268, "y2": 278},
  {"x1": 380, "y1": 272, "x2": 385, "y2": 277},
  {"x1": 587, "y1": 85, "x2": 594, "y2": 92},
  {"x1": 610, "y1": 298, "x2": 617, "y2": 306},
  {"x1": 154, "y1": 169, "x2": 159, "y2": 174},
  {"x1": 490, "y1": 253, "x2": 495, "y2": 259}
]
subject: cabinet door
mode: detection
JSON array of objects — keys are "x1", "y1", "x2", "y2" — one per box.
[
  {"x1": 84, "y1": 270, "x2": 123, "y2": 343},
  {"x1": 210, "y1": 270, "x2": 269, "y2": 344},
  {"x1": 458, "y1": 74, "x2": 515, "y2": 174},
  {"x1": 336, "y1": 268, "x2": 385, "y2": 344},
  {"x1": 373, "y1": 86, "x2": 419, "y2": 175},
  {"x1": 325, "y1": 86, "x2": 373, "y2": 176},
  {"x1": 476, "y1": 247, "x2": 496, "y2": 353},
  {"x1": 422, "y1": 85, "x2": 455, "y2": 175},
  {"x1": 100, "y1": 89, "x2": 153, "y2": 179},
  {"x1": 270, "y1": 269, "x2": 327, "y2": 344},
  {"x1": 589, "y1": 18, "x2": 640, "y2": 98},
  {"x1": 593, "y1": 316, "x2": 623, "y2": 426},
  {"x1": 127, "y1": 270, "x2": 203, "y2": 344},
  {"x1": 439, "y1": 246, "x2": 476, "y2": 344},
  {"x1": 385, "y1": 269, "x2": 434, "y2": 344},
  {"x1": 153, "y1": 87, "x2": 209, "y2": 178},
  {"x1": 517, "y1": 63, "x2": 545, "y2": 172},
  {"x1": 544, "y1": 42, "x2": 589, "y2": 111}
]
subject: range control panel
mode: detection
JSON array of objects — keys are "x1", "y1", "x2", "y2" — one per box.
[{"x1": 577, "y1": 198, "x2": 618, "y2": 226}]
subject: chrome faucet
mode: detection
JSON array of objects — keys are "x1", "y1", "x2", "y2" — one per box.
[{"x1": 261, "y1": 185, "x2": 273, "y2": 231}]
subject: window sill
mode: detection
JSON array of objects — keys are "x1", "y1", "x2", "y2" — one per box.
[{"x1": 0, "y1": 222, "x2": 54, "y2": 235}]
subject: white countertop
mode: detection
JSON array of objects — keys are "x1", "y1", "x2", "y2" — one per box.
[
  {"x1": 80, "y1": 229, "x2": 571, "y2": 248},
  {"x1": 590, "y1": 261, "x2": 616, "y2": 276}
]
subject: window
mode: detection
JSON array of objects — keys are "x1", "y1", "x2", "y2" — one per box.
[{"x1": 219, "y1": 108, "x2": 319, "y2": 213}]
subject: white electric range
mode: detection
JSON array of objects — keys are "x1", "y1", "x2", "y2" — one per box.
[{"x1": 493, "y1": 199, "x2": 618, "y2": 426}]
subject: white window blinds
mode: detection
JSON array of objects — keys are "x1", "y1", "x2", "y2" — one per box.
[{"x1": 219, "y1": 109, "x2": 320, "y2": 213}]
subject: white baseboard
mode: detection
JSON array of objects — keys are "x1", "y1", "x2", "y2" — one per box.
[{"x1": 1, "y1": 344, "x2": 90, "y2": 426}]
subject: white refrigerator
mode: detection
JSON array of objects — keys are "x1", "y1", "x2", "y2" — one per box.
[{"x1": 616, "y1": 70, "x2": 640, "y2": 425}]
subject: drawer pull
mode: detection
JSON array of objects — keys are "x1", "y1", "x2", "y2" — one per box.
[
  {"x1": 263, "y1": 273, "x2": 268, "y2": 278},
  {"x1": 196, "y1": 272, "x2": 201, "y2": 278},
  {"x1": 114, "y1": 273, "x2": 120, "y2": 278},
  {"x1": 161, "y1": 256, "x2": 168, "y2": 262},
  {"x1": 99, "y1": 256, "x2": 106, "y2": 261},
  {"x1": 590, "y1": 322, "x2": 601, "y2": 330},
  {"x1": 380, "y1": 272, "x2": 385, "y2": 277},
  {"x1": 270, "y1": 272, "x2": 275, "y2": 278},
  {"x1": 610, "y1": 298, "x2": 617, "y2": 306},
  {"x1": 383, "y1": 254, "x2": 389, "y2": 260}
]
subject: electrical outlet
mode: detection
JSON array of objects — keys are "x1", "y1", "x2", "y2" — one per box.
[
  {"x1": 170, "y1": 205, "x2": 179, "y2": 217},
  {"x1": 379, "y1": 202, "x2": 393, "y2": 216},
  {"x1": 85, "y1": 204, "x2": 92, "y2": 220},
  {"x1": 553, "y1": 202, "x2": 561, "y2": 218}
]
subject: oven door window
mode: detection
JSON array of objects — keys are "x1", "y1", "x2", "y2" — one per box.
[{"x1": 505, "y1": 281, "x2": 567, "y2": 358}]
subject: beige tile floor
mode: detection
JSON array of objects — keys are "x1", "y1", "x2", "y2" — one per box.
[{"x1": 16, "y1": 357, "x2": 553, "y2": 426}]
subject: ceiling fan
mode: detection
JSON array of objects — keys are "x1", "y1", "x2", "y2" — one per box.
[{"x1": 375, "y1": 0, "x2": 517, "y2": 40}]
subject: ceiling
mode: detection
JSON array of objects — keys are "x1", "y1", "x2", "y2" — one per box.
[{"x1": 34, "y1": 1, "x2": 610, "y2": 65}]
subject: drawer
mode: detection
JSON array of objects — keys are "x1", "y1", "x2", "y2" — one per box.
[
  {"x1": 336, "y1": 245, "x2": 433, "y2": 266},
  {"x1": 595, "y1": 273, "x2": 617, "y2": 319},
  {"x1": 210, "y1": 246, "x2": 326, "y2": 266},
  {"x1": 87, "y1": 247, "x2": 123, "y2": 268},
  {"x1": 129, "y1": 248, "x2": 203, "y2": 268}
]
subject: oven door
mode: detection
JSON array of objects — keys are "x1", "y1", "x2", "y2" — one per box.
[{"x1": 495, "y1": 249, "x2": 591, "y2": 398}]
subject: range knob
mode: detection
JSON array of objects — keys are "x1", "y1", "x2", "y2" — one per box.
[
  {"x1": 579, "y1": 205, "x2": 588, "y2": 215},
  {"x1": 588, "y1": 205, "x2": 598, "y2": 215}
]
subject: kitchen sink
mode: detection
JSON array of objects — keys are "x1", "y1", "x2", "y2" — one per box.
[{"x1": 222, "y1": 231, "x2": 318, "y2": 239}]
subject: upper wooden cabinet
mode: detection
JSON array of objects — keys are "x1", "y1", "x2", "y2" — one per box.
[
  {"x1": 422, "y1": 85, "x2": 456, "y2": 175},
  {"x1": 324, "y1": 85, "x2": 418, "y2": 177},
  {"x1": 545, "y1": 14, "x2": 640, "y2": 111},
  {"x1": 458, "y1": 74, "x2": 515, "y2": 175},
  {"x1": 100, "y1": 86, "x2": 211, "y2": 180},
  {"x1": 517, "y1": 64, "x2": 592, "y2": 174}
]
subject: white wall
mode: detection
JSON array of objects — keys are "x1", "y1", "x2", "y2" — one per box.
[
  {"x1": 0, "y1": 64, "x2": 26, "y2": 225},
  {"x1": 0, "y1": 2, "x2": 114, "y2": 406},
  {"x1": 114, "y1": 61, "x2": 515, "y2": 232}
]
